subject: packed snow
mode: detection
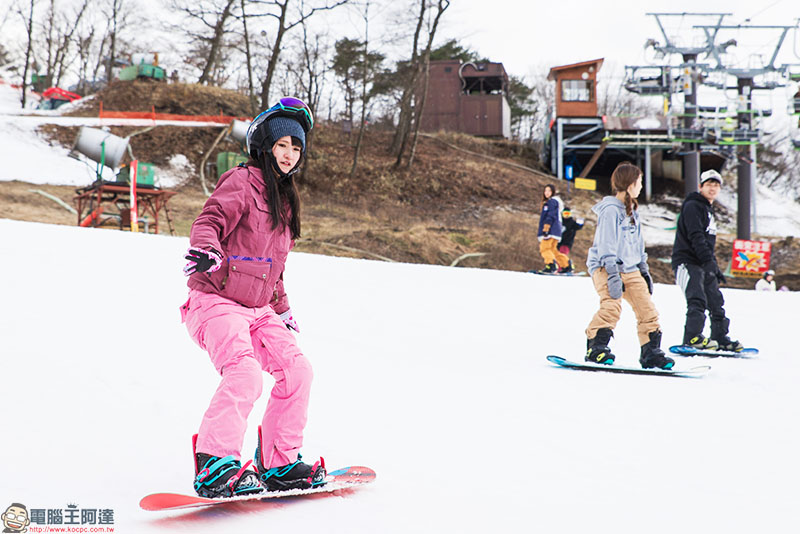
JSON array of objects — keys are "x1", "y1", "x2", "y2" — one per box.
[{"x1": 1, "y1": 218, "x2": 799, "y2": 533}]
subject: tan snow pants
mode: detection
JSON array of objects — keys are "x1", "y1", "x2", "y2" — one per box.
[{"x1": 585, "y1": 268, "x2": 660, "y2": 346}]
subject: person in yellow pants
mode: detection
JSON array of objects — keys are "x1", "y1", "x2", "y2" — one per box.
[{"x1": 537, "y1": 184, "x2": 571, "y2": 273}]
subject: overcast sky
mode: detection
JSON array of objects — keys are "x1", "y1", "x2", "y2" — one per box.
[{"x1": 441, "y1": 0, "x2": 800, "y2": 79}]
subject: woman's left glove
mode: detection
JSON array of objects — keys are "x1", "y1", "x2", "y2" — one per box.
[
  {"x1": 279, "y1": 310, "x2": 299, "y2": 332},
  {"x1": 183, "y1": 246, "x2": 222, "y2": 276},
  {"x1": 638, "y1": 261, "x2": 653, "y2": 295}
]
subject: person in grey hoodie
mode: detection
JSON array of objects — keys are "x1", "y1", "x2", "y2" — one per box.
[{"x1": 584, "y1": 162, "x2": 674, "y2": 369}]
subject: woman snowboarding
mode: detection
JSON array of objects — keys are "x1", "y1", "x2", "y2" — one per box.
[
  {"x1": 180, "y1": 97, "x2": 325, "y2": 498},
  {"x1": 584, "y1": 162, "x2": 674, "y2": 369}
]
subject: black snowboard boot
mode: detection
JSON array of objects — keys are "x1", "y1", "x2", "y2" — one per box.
[
  {"x1": 585, "y1": 327, "x2": 616, "y2": 365},
  {"x1": 639, "y1": 330, "x2": 675, "y2": 370},
  {"x1": 685, "y1": 334, "x2": 719, "y2": 351},
  {"x1": 194, "y1": 453, "x2": 263, "y2": 498},
  {"x1": 540, "y1": 262, "x2": 558, "y2": 274},
  {"x1": 254, "y1": 425, "x2": 326, "y2": 492},
  {"x1": 713, "y1": 335, "x2": 743, "y2": 352},
  {"x1": 559, "y1": 260, "x2": 574, "y2": 274}
]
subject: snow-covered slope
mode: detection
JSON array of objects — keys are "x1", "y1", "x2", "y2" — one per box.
[{"x1": 1, "y1": 218, "x2": 798, "y2": 533}]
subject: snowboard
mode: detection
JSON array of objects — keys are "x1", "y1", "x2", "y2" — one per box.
[
  {"x1": 528, "y1": 269, "x2": 587, "y2": 277},
  {"x1": 546, "y1": 355, "x2": 710, "y2": 378},
  {"x1": 669, "y1": 345, "x2": 759, "y2": 358},
  {"x1": 139, "y1": 465, "x2": 376, "y2": 511}
]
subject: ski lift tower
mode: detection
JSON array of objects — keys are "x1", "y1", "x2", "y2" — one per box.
[
  {"x1": 698, "y1": 23, "x2": 797, "y2": 239},
  {"x1": 645, "y1": 12, "x2": 731, "y2": 195}
]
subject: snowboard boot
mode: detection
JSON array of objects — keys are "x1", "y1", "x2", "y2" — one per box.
[
  {"x1": 639, "y1": 330, "x2": 675, "y2": 370},
  {"x1": 585, "y1": 327, "x2": 616, "y2": 365},
  {"x1": 254, "y1": 425, "x2": 326, "y2": 492},
  {"x1": 559, "y1": 260, "x2": 574, "y2": 274},
  {"x1": 193, "y1": 435, "x2": 263, "y2": 498},
  {"x1": 540, "y1": 262, "x2": 558, "y2": 274},
  {"x1": 685, "y1": 335, "x2": 719, "y2": 351},
  {"x1": 713, "y1": 336, "x2": 744, "y2": 352}
]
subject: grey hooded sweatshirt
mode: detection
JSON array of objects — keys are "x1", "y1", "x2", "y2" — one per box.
[{"x1": 586, "y1": 196, "x2": 647, "y2": 275}]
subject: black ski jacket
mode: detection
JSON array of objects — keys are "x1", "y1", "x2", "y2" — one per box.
[
  {"x1": 559, "y1": 216, "x2": 584, "y2": 249},
  {"x1": 671, "y1": 191, "x2": 718, "y2": 268}
]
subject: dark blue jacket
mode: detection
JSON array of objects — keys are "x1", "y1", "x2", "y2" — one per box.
[{"x1": 538, "y1": 198, "x2": 563, "y2": 239}]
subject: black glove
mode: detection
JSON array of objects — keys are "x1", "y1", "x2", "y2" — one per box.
[
  {"x1": 638, "y1": 261, "x2": 653, "y2": 295},
  {"x1": 641, "y1": 272, "x2": 653, "y2": 294},
  {"x1": 183, "y1": 247, "x2": 222, "y2": 276},
  {"x1": 701, "y1": 260, "x2": 717, "y2": 275},
  {"x1": 715, "y1": 269, "x2": 726, "y2": 285}
]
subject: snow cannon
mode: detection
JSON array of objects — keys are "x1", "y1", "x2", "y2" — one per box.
[
  {"x1": 230, "y1": 119, "x2": 249, "y2": 146},
  {"x1": 71, "y1": 127, "x2": 130, "y2": 180}
]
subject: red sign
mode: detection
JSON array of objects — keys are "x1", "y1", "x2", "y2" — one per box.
[{"x1": 731, "y1": 239, "x2": 771, "y2": 277}]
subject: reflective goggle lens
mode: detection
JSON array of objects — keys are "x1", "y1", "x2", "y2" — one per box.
[{"x1": 272, "y1": 97, "x2": 314, "y2": 130}]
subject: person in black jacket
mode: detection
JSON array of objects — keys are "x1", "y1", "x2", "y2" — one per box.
[
  {"x1": 672, "y1": 169, "x2": 743, "y2": 352},
  {"x1": 558, "y1": 206, "x2": 584, "y2": 257}
]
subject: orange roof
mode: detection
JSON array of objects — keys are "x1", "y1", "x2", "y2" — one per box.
[{"x1": 547, "y1": 59, "x2": 604, "y2": 81}]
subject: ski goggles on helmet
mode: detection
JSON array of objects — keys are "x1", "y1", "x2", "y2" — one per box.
[
  {"x1": 251, "y1": 97, "x2": 314, "y2": 133},
  {"x1": 247, "y1": 97, "x2": 314, "y2": 158}
]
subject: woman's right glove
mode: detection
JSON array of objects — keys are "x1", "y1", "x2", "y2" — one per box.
[
  {"x1": 638, "y1": 261, "x2": 653, "y2": 295},
  {"x1": 183, "y1": 246, "x2": 222, "y2": 276},
  {"x1": 605, "y1": 261, "x2": 624, "y2": 300}
]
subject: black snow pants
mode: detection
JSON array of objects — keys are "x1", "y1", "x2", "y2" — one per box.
[{"x1": 674, "y1": 262, "x2": 729, "y2": 343}]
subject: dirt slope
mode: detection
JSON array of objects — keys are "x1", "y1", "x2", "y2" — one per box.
[{"x1": 5, "y1": 80, "x2": 799, "y2": 291}]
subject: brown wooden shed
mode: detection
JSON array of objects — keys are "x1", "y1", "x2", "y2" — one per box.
[
  {"x1": 420, "y1": 60, "x2": 511, "y2": 138},
  {"x1": 547, "y1": 58, "x2": 604, "y2": 117}
]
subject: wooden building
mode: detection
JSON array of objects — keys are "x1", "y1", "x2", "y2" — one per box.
[
  {"x1": 547, "y1": 58, "x2": 603, "y2": 118},
  {"x1": 420, "y1": 60, "x2": 511, "y2": 138}
]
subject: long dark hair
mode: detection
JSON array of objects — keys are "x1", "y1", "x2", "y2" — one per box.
[
  {"x1": 610, "y1": 162, "x2": 640, "y2": 223},
  {"x1": 248, "y1": 140, "x2": 303, "y2": 239},
  {"x1": 541, "y1": 184, "x2": 556, "y2": 208}
]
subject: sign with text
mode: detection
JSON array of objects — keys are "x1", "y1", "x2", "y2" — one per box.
[
  {"x1": 731, "y1": 239, "x2": 771, "y2": 277},
  {"x1": 575, "y1": 177, "x2": 596, "y2": 191}
]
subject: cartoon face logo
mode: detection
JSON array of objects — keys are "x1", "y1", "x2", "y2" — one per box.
[{"x1": 1, "y1": 503, "x2": 29, "y2": 533}]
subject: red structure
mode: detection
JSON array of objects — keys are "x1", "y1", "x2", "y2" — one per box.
[
  {"x1": 420, "y1": 60, "x2": 511, "y2": 138},
  {"x1": 547, "y1": 59, "x2": 604, "y2": 118}
]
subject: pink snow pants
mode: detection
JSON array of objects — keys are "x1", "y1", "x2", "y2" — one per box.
[{"x1": 181, "y1": 288, "x2": 312, "y2": 468}]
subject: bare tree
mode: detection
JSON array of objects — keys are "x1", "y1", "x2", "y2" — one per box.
[
  {"x1": 350, "y1": 0, "x2": 370, "y2": 178},
  {"x1": 19, "y1": 0, "x2": 36, "y2": 108},
  {"x1": 387, "y1": 0, "x2": 425, "y2": 158},
  {"x1": 74, "y1": 26, "x2": 97, "y2": 93},
  {"x1": 43, "y1": 0, "x2": 90, "y2": 86},
  {"x1": 238, "y1": 0, "x2": 258, "y2": 113},
  {"x1": 285, "y1": 3, "x2": 330, "y2": 157},
  {"x1": 102, "y1": 0, "x2": 136, "y2": 84},
  {"x1": 30, "y1": 0, "x2": 83, "y2": 88},
  {"x1": 406, "y1": 22, "x2": 437, "y2": 168},
  {"x1": 171, "y1": 0, "x2": 237, "y2": 85},
  {"x1": 244, "y1": 0, "x2": 348, "y2": 109},
  {"x1": 389, "y1": 0, "x2": 449, "y2": 168}
]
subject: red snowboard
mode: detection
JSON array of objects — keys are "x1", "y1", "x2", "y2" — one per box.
[{"x1": 140, "y1": 466, "x2": 376, "y2": 511}]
